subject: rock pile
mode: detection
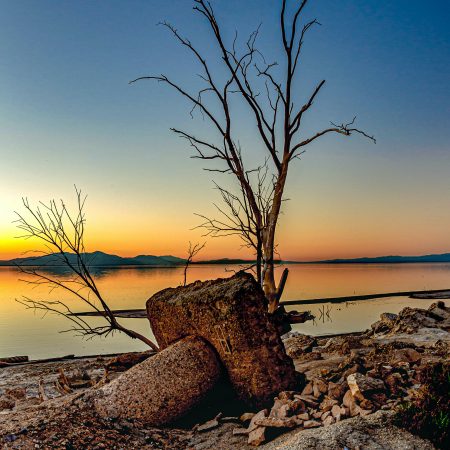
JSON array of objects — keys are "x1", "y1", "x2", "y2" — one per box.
[
  {"x1": 370, "y1": 301, "x2": 450, "y2": 335},
  {"x1": 220, "y1": 302, "x2": 450, "y2": 446}
]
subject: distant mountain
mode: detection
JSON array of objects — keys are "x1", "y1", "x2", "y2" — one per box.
[
  {"x1": 0, "y1": 251, "x2": 186, "y2": 267},
  {"x1": 321, "y1": 253, "x2": 450, "y2": 264},
  {"x1": 2, "y1": 251, "x2": 450, "y2": 268},
  {"x1": 194, "y1": 258, "x2": 255, "y2": 265}
]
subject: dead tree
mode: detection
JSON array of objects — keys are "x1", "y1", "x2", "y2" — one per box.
[
  {"x1": 130, "y1": 0, "x2": 375, "y2": 313},
  {"x1": 196, "y1": 160, "x2": 275, "y2": 286},
  {"x1": 183, "y1": 241, "x2": 206, "y2": 286},
  {"x1": 14, "y1": 188, "x2": 159, "y2": 351}
]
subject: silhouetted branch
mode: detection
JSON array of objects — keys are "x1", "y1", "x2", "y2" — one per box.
[
  {"x1": 183, "y1": 241, "x2": 206, "y2": 286},
  {"x1": 132, "y1": 0, "x2": 376, "y2": 312},
  {"x1": 14, "y1": 188, "x2": 159, "y2": 351}
]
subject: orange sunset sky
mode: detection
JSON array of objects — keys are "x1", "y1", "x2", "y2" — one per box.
[{"x1": 1, "y1": 0, "x2": 450, "y2": 262}]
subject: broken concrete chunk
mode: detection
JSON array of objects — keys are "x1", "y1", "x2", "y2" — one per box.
[{"x1": 147, "y1": 272, "x2": 297, "y2": 407}]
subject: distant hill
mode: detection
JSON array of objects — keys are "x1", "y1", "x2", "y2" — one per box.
[
  {"x1": 321, "y1": 253, "x2": 450, "y2": 264},
  {"x1": 0, "y1": 251, "x2": 186, "y2": 267},
  {"x1": 2, "y1": 251, "x2": 450, "y2": 268}
]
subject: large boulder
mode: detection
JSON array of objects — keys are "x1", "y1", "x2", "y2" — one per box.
[
  {"x1": 147, "y1": 272, "x2": 297, "y2": 407},
  {"x1": 95, "y1": 336, "x2": 221, "y2": 425}
]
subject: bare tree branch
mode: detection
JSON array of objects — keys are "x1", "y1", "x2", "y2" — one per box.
[
  {"x1": 132, "y1": 0, "x2": 376, "y2": 313},
  {"x1": 14, "y1": 188, "x2": 159, "y2": 351},
  {"x1": 183, "y1": 242, "x2": 206, "y2": 286}
]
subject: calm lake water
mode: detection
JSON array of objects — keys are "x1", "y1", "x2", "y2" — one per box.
[{"x1": 1, "y1": 263, "x2": 449, "y2": 359}]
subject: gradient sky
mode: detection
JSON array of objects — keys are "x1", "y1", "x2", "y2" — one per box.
[{"x1": 1, "y1": 0, "x2": 450, "y2": 261}]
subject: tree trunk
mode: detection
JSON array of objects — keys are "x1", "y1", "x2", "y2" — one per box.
[
  {"x1": 263, "y1": 164, "x2": 288, "y2": 313},
  {"x1": 256, "y1": 235, "x2": 263, "y2": 286}
]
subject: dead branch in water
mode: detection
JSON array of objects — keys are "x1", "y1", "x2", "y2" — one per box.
[
  {"x1": 14, "y1": 187, "x2": 159, "y2": 352},
  {"x1": 183, "y1": 241, "x2": 206, "y2": 286}
]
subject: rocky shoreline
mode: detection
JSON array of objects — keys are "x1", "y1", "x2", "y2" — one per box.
[{"x1": 0, "y1": 301, "x2": 448, "y2": 449}]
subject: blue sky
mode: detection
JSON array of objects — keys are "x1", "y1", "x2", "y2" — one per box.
[{"x1": 1, "y1": 0, "x2": 450, "y2": 260}]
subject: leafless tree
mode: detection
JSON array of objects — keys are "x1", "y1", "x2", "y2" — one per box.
[
  {"x1": 130, "y1": 0, "x2": 375, "y2": 313},
  {"x1": 195, "y1": 159, "x2": 274, "y2": 286},
  {"x1": 14, "y1": 188, "x2": 159, "y2": 351},
  {"x1": 183, "y1": 241, "x2": 206, "y2": 286}
]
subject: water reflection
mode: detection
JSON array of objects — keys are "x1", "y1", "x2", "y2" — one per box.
[
  {"x1": 312, "y1": 304, "x2": 333, "y2": 325},
  {"x1": 1, "y1": 263, "x2": 450, "y2": 358}
]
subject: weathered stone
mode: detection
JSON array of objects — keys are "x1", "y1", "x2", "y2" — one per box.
[
  {"x1": 371, "y1": 313, "x2": 398, "y2": 333},
  {"x1": 297, "y1": 412, "x2": 309, "y2": 421},
  {"x1": 327, "y1": 381, "x2": 346, "y2": 401},
  {"x1": 95, "y1": 336, "x2": 221, "y2": 426},
  {"x1": 359, "y1": 398, "x2": 374, "y2": 410},
  {"x1": 384, "y1": 373, "x2": 405, "y2": 396},
  {"x1": 370, "y1": 392, "x2": 388, "y2": 407},
  {"x1": 287, "y1": 398, "x2": 306, "y2": 415},
  {"x1": 312, "y1": 378, "x2": 328, "y2": 398},
  {"x1": 294, "y1": 394, "x2": 318, "y2": 408},
  {"x1": 240, "y1": 412, "x2": 255, "y2": 423},
  {"x1": 106, "y1": 351, "x2": 155, "y2": 372},
  {"x1": 0, "y1": 395, "x2": 15, "y2": 410},
  {"x1": 197, "y1": 417, "x2": 220, "y2": 432},
  {"x1": 303, "y1": 420, "x2": 321, "y2": 428},
  {"x1": 233, "y1": 427, "x2": 250, "y2": 436},
  {"x1": 323, "y1": 415, "x2": 335, "y2": 426},
  {"x1": 147, "y1": 272, "x2": 296, "y2": 407},
  {"x1": 255, "y1": 416, "x2": 300, "y2": 428},
  {"x1": 331, "y1": 404, "x2": 342, "y2": 419},
  {"x1": 282, "y1": 333, "x2": 316, "y2": 359},
  {"x1": 271, "y1": 401, "x2": 289, "y2": 419},
  {"x1": 369, "y1": 302, "x2": 450, "y2": 336},
  {"x1": 320, "y1": 396, "x2": 338, "y2": 412},
  {"x1": 342, "y1": 364, "x2": 360, "y2": 379},
  {"x1": 248, "y1": 426, "x2": 266, "y2": 446},
  {"x1": 321, "y1": 411, "x2": 331, "y2": 420},
  {"x1": 347, "y1": 373, "x2": 385, "y2": 401},
  {"x1": 312, "y1": 410, "x2": 323, "y2": 419},
  {"x1": 342, "y1": 390, "x2": 358, "y2": 417},
  {"x1": 247, "y1": 410, "x2": 268, "y2": 433},
  {"x1": 5, "y1": 387, "x2": 26, "y2": 400},
  {"x1": 277, "y1": 391, "x2": 296, "y2": 401},
  {"x1": 392, "y1": 348, "x2": 421, "y2": 364},
  {"x1": 301, "y1": 381, "x2": 313, "y2": 396}
]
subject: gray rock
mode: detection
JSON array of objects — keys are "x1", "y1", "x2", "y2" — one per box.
[{"x1": 262, "y1": 411, "x2": 435, "y2": 450}]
